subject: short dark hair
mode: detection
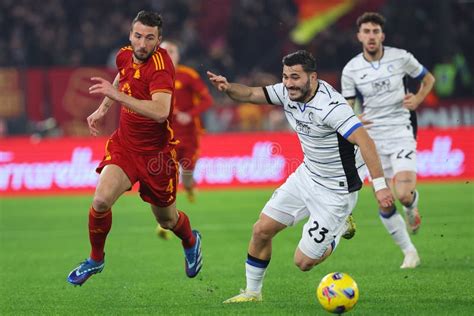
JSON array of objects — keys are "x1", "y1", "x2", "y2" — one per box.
[
  {"x1": 132, "y1": 11, "x2": 163, "y2": 36},
  {"x1": 356, "y1": 12, "x2": 385, "y2": 30},
  {"x1": 282, "y1": 50, "x2": 317, "y2": 73}
]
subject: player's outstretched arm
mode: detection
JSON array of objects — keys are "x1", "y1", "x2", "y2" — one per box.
[
  {"x1": 207, "y1": 71, "x2": 267, "y2": 104},
  {"x1": 89, "y1": 76, "x2": 171, "y2": 123},
  {"x1": 347, "y1": 127, "x2": 394, "y2": 208}
]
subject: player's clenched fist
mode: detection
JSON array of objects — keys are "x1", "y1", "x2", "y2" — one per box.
[{"x1": 207, "y1": 71, "x2": 230, "y2": 92}]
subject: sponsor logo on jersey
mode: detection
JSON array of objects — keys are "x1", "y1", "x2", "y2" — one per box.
[
  {"x1": 372, "y1": 79, "x2": 391, "y2": 93},
  {"x1": 295, "y1": 119, "x2": 311, "y2": 134}
]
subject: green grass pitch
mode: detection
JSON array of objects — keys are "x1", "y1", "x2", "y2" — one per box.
[{"x1": 1, "y1": 182, "x2": 473, "y2": 315}]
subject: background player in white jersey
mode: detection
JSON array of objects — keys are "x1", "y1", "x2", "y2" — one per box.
[
  {"x1": 207, "y1": 50, "x2": 394, "y2": 303},
  {"x1": 341, "y1": 12, "x2": 435, "y2": 269}
]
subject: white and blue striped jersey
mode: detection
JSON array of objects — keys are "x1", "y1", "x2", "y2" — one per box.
[
  {"x1": 264, "y1": 80, "x2": 363, "y2": 193},
  {"x1": 341, "y1": 46, "x2": 427, "y2": 140}
]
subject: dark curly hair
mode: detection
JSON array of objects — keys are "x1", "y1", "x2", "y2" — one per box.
[
  {"x1": 132, "y1": 11, "x2": 163, "y2": 36},
  {"x1": 282, "y1": 50, "x2": 317, "y2": 73},
  {"x1": 356, "y1": 12, "x2": 386, "y2": 31}
]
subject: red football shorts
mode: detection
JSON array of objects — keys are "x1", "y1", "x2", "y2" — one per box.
[
  {"x1": 96, "y1": 133, "x2": 178, "y2": 207},
  {"x1": 175, "y1": 137, "x2": 199, "y2": 171}
]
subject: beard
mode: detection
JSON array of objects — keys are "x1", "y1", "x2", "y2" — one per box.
[
  {"x1": 289, "y1": 80, "x2": 311, "y2": 102},
  {"x1": 367, "y1": 48, "x2": 378, "y2": 56},
  {"x1": 366, "y1": 42, "x2": 380, "y2": 56},
  {"x1": 133, "y1": 48, "x2": 154, "y2": 62}
]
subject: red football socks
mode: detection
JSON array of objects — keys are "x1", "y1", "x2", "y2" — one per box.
[
  {"x1": 172, "y1": 211, "x2": 196, "y2": 249},
  {"x1": 88, "y1": 206, "x2": 112, "y2": 262}
]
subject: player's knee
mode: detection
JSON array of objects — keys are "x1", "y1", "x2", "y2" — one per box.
[
  {"x1": 157, "y1": 216, "x2": 178, "y2": 230},
  {"x1": 398, "y1": 191, "x2": 415, "y2": 206},
  {"x1": 252, "y1": 222, "x2": 274, "y2": 242},
  {"x1": 294, "y1": 258, "x2": 317, "y2": 272},
  {"x1": 158, "y1": 219, "x2": 174, "y2": 230},
  {"x1": 92, "y1": 196, "x2": 112, "y2": 212}
]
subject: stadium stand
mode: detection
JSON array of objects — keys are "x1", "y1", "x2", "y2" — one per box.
[{"x1": 0, "y1": 0, "x2": 472, "y2": 135}]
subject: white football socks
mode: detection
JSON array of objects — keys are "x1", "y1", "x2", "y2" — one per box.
[
  {"x1": 245, "y1": 263, "x2": 267, "y2": 293},
  {"x1": 379, "y1": 209, "x2": 416, "y2": 254}
]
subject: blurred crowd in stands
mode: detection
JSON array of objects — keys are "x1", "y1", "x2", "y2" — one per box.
[{"x1": 1, "y1": 0, "x2": 472, "y2": 135}]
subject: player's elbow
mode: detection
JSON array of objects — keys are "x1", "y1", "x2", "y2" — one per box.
[
  {"x1": 155, "y1": 117, "x2": 166, "y2": 123},
  {"x1": 153, "y1": 105, "x2": 171, "y2": 123},
  {"x1": 424, "y1": 72, "x2": 436, "y2": 86},
  {"x1": 154, "y1": 114, "x2": 168, "y2": 123},
  {"x1": 150, "y1": 94, "x2": 172, "y2": 122},
  {"x1": 429, "y1": 73, "x2": 436, "y2": 85}
]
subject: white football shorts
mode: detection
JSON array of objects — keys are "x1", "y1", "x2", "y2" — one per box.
[
  {"x1": 262, "y1": 164, "x2": 358, "y2": 259},
  {"x1": 375, "y1": 136, "x2": 417, "y2": 179},
  {"x1": 356, "y1": 136, "x2": 417, "y2": 180}
]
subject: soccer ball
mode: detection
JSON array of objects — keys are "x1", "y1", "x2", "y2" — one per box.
[{"x1": 316, "y1": 272, "x2": 359, "y2": 314}]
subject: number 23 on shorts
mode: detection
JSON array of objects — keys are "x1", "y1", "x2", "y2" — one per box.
[{"x1": 308, "y1": 220, "x2": 329, "y2": 243}]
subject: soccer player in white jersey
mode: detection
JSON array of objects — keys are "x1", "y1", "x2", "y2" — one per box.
[
  {"x1": 341, "y1": 12, "x2": 435, "y2": 269},
  {"x1": 207, "y1": 50, "x2": 394, "y2": 303}
]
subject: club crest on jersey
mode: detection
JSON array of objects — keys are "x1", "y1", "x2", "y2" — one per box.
[
  {"x1": 134, "y1": 69, "x2": 140, "y2": 79},
  {"x1": 295, "y1": 119, "x2": 310, "y2": 134},
  {"x1": 308, "y1": 112, "x2": 314, "y2": 122},
  {"x1": 387, "y1": 64, "x2": 394, "y2": 73}
]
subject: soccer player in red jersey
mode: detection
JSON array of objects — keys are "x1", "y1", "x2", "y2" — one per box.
[
  {"x1": 161, "y1": 41, "x2": 213, "y2": 203},
  {"x1": 67, "y1": 11, "x2": 202, "y2": 286}
]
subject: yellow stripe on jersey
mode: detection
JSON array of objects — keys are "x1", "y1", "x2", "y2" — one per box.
[
  {"x1": 154, "y1": 54, "x2": 163, "y2": 70},
  {"x1": 157, "y1": 52, "x2": 165, "y2": 70},
  {"x1": 152, "y1": 55, "x2": 159, "y2": 70},
  {"x1": 104, "y1": 139, "x2": 112, "y2": 161},
  {"x1": 152, "y1": 55, "x2": 158, "y2": 70},
  {"x1": 166, "y1": 120, "x2": 179, "y2": 145}
]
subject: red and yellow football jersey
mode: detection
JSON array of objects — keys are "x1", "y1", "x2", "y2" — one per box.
[
  {"x1": 115, "y1": 46, "x2": 177, "y2": 153},
  {"x1": 173, "y1": 65, "x2": 213, "y2": 142}
]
